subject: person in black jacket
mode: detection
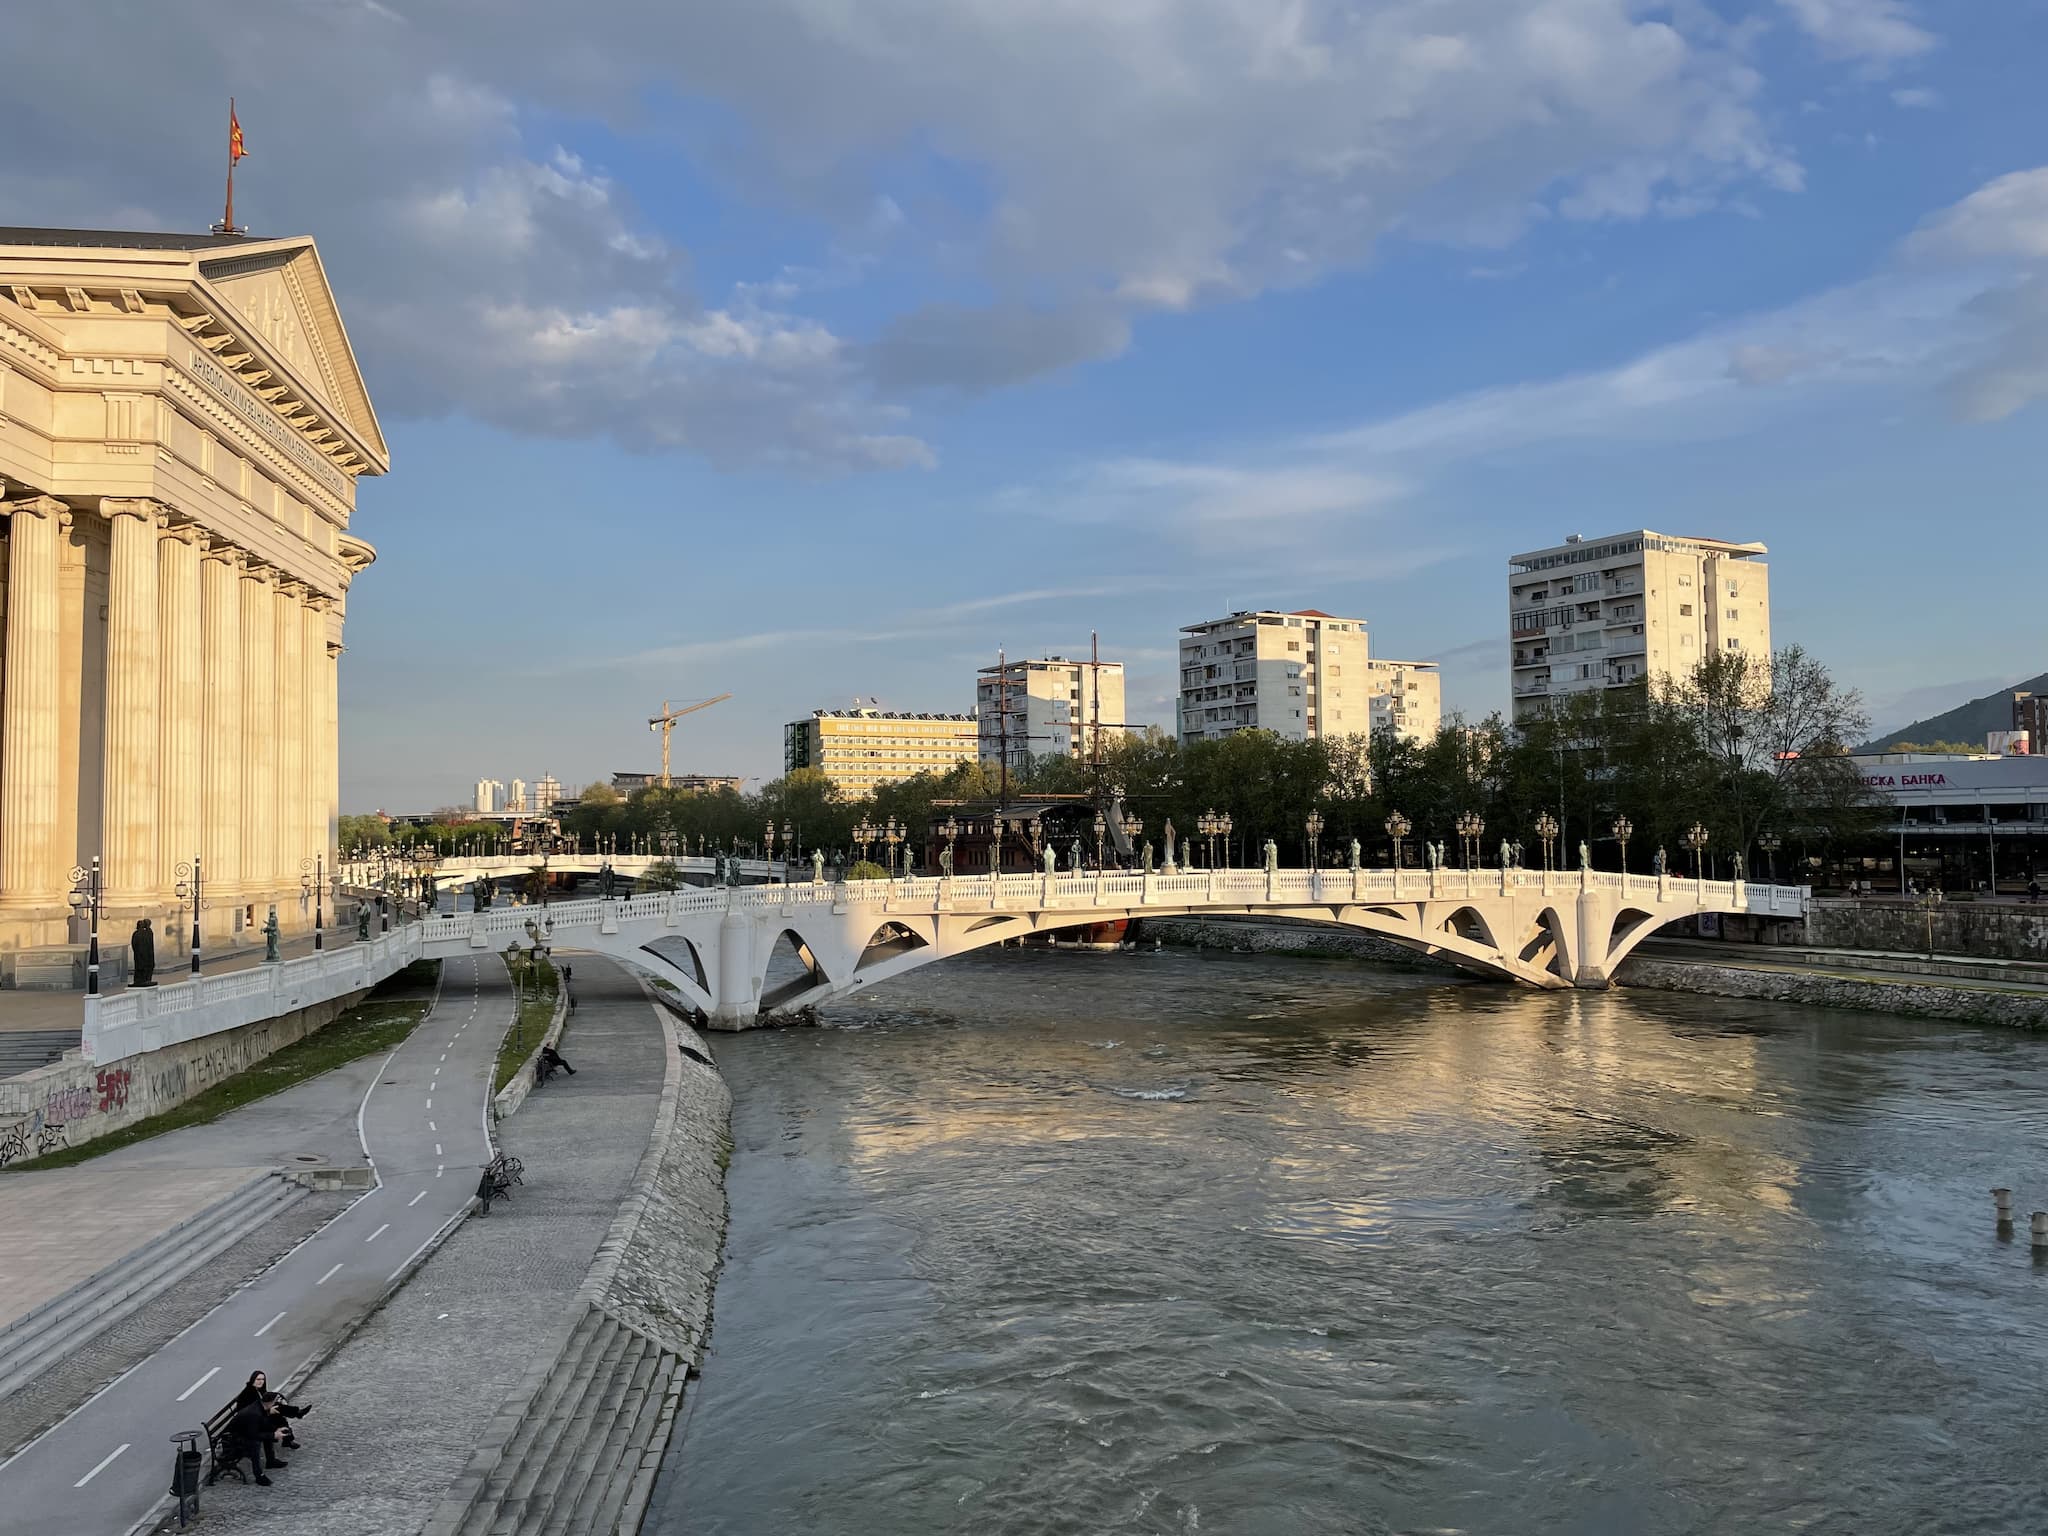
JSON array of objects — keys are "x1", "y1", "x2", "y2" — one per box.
[
  {"x1": 264, "y1": 1391, "x2": 310, "y2": 1450},
  {"x1": 211, "y1": 1393, "x2": 281, "y2": 1484}
]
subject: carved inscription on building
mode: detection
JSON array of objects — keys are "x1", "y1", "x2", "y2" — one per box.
[{"x1": 184, "y1": 347, "x2": 349, "y2": 498}]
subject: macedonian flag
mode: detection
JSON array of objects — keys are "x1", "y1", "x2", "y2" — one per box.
[{"x1": 230, "y1": 105, "x2": 246, "y2": 164}]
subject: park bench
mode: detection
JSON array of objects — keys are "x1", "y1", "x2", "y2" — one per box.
[
  {"x1": 200, "y1": 1396, "x2": 247, "y2": 1484},
  {"x1": 476, "y1": 1152, "x2": 524, "y2": 1214}
]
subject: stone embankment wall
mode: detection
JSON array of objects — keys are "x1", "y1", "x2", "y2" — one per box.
[
  {"x1": 596, "y1": 1016, "x2": 731, "y2": 1361},
  {"x1": 1806, "y1": 899, "x2": 2048, "y2": 962},
  {"x1": 0, "y1": 990, "x2": 366, "y2": 1169},
  {"x1": 1617, "y1": 956, "x2": 2048, "y2": 1031},
  {"x1": 1145, "y1": 915, "x2": 1463, "y2": 976}
]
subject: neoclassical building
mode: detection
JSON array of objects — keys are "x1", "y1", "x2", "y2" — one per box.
[{"x1": 0, "y1": 228, "x2": 386, "y2": 958}]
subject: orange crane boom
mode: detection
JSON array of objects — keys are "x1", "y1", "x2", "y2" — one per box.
[{"x1": 649, "y1": 694, "x2": 732, "y2": 787}]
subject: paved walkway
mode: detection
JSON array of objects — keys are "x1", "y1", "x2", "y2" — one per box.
[
  {"x1": 1636, "y1": 937, "x2": 2048, "y2": 995},
  {"x1": 0, "y1": 953, "x2": 508, "y2": 1536},
  {"x1": 177, "y1": 955, "x2": 667, "y2": 1535}
]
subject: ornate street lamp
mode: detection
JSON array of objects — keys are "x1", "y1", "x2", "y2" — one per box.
[
  {"x1": 1456, "y1": 811, "x2": 1484, "y2": 870},
  {"x1": 1683, "y1": 822, "x2": 1711, "y2": 881},
  {"x1": 1197, "y1": 809, "x2": 1219, "y2": 868},
  {"x1": 884, "y1": 816, "x2": 905, "y2": 876},
  {"x1": 939, "y1": 815, "x2": 960, "y2": 873},
  {"x1": 782, "y1": 820, "x2": 794, "y2": 866},
  {"x1": 1093, "y1": 811, "x2": 1107, "y2": 870},
  {"x1": 989, "y1": 813, "x2": 1005, "y2": 877},
  {"x1": 764, "y1": 820, "x2": 777, "y2": 878},
  {"x1": 853, "y1": 818, "x2": 878, "y2": 864},
  {"x1": 1535, "y1": 811, "x2": 1560, "y2": 873},
  {"x1": 1757, "y1": 831, "x2": 1782, "y2": 883},
  {"x1": 1385, "y1": 810, "x2": 1411, "y2": 871},
  {"x1": 1026, "y1": 816, "x2": 1044, "y2": 863},
  {"x1": 68, "y1": 857, "x2": 103, "y2": 997},
  {"x1": 300, "y1": 854, "x2": 325, "y2": 950},
  {"x1": 1611, "y1": 816, "x2": 1633, "y2": 874},
  {"x1": 175, "y1": 857, "x2": 203, "y2": 975},
  {"x1": 1304, "y1": 809, "x2": 1324, "y2": 868}
]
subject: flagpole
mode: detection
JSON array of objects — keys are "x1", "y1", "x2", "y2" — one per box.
[{"x1": 223, "y1": 97, "x2": 236, "y2": 233}]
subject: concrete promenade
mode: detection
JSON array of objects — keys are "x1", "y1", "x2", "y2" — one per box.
[
  {"x1": 178, "y1": 955, "x2": 667, "y2": 1535},
  {"x1": 0, "y1": 954, "x2": 507, "y2": 1536}
]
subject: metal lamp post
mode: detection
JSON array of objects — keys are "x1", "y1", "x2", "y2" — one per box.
[
  {"x1": 764, "y1": 820, "x2": 777, "y2": 880},
  {"x1": 1611, "y1": 816, "x2": 1632, "y2": 875},
  {"x1": 68, "y1": 858, "x2": 103, "y2": 996},
  {"x1": 1456, "y1": 811, "x2": 1484, "y2": 870},
  {"x1": 781, "y1": 820, "x2": 794, "y2": 870},
  {"x1": 1305, "y1": 810, "x2": 1324, "y2": 869},
  {"x1": 1198, "y1": 810, "x2": 1218, "y2": 869},
  {"x1": 884, "y1": 816, "x2": 905, "y2": 877},
  {"x1": 1125, "y1": 814, "x2": 1142, "y2": 859},
  {"x1": 989, "y1": 814, "x2": 1004, "y2": 877},
  {"x1": 300, "y1": 855, "x2": 325, "y2": 951},
  {"x1": 853, "y1": 818, "x2": 877, "y2": 865},
  {"x1": 174, "y1": 856, "x2": 203, "y2": 974},
  {"x1": 1219, "y1": 812, "x2": 1233, "y2": 868},
  {"x1": 1093, "y1": 812, "x2": 1107, "y2": 870},
  {"x1": 1757, "y1": 831, "x2": 1781, "y2": 884},
  {"x1": 1683, "y1": 822, "x2": 1710, "y2": 881},
  {"x1": 940, "y1": 815, "x2": 960, "y2": 873},
  {"x1": 1535, "y1": 811, "x2": 1559, "y2": 874},
  {"x1": 1385, "y1": 810, "x2": 1410, "y2": 871}
]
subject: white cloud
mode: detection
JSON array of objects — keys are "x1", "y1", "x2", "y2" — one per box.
[
  {"x1": 1890, "y1": 86, "x2": 1940, "y2": 110},
  {"x1": 1776, "y1": 0, "x2": 1935, "y2": 64},
  {"x1": 1906, "y1": 168, "x2": 2048, "y2": 264}
]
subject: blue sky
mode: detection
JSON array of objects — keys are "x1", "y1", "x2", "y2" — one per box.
[{"x1": 5, "y1": 0, "x2": 2044, "y2": 810}]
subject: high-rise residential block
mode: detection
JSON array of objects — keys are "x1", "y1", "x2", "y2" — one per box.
[
  {"x1": 976, "y1": 656, "x2": 1126, "y2": 771},
  {"x1": 1365, "y1": 659, "x2": 1442, "y2": 744},
  {"x1": 532, "y1": 774, "x2": 563, "y2": 810},
  {"x1": 1177, "y1": 610, "x2": 1376, "y2": 743},
  {"x1": 785, "y1": 707, "x2": 979, "y2": 795},
  {"x1": 508, "y1": 777, "x2": 528, "y2": 814},
  {"x1": 474, "y1": 778, "x2": 504, "y2": 814},
  {"x1": 1508, "y1": 530, "x2": 1770, "y2": 722}
]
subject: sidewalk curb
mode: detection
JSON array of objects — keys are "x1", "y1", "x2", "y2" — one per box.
[{"x1": 490, "y1": 970, "x2": 572, "y2": 1122}]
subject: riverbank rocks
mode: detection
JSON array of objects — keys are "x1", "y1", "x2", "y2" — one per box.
[{"x1": 1617, "y1": 957, "x2": 2048, "y2": 1031}]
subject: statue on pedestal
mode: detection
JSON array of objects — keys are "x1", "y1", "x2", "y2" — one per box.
[
  {"x1": 938, "y1": 846, "x2": 953, "y2": 877},
  {"x1": 1069, "y1": 838, "x2": 1083, "y2": 872},
  {"x1": 1042, "y1": 843, "x2": 1057, "y2": 876},
  {"x1": 1500, "y1": 839, "x2": 1512, "y2": 871},
  {"x1": 1163, "y1": 820, "x2": 1177, "y2": 869},
  {"x1": 1578, "y1": 840, "x2": 1590, "y2": 871},
  {"x1": 262, "y1": 906, "x2": 281, "y2": 962},
  {"x1": 1262, "y1": 838, "x2": 1279, "y2": 874},
  {"x1": 422, "y1": 876, "x2": 437, "y2": 913},
  {"x1": 1349, "y1": 838, "x2": 1361, "y2": 871},
  {"x1": 130, "y1": 918, "x2": 157, "y2": 987},
  {"x1": 357, "y1": 906, "x2": 371, "y2": 941},
  {"x1": 813, "y1": 849, "x2": 826, "y2": 883},
  {"x1": 1142, "y1": 842, "x2": 1155, "y2": 873},
  {"x1": 1653, "y1": 846, "x2": 1667, "y2": 876},
  {"x1": 601, "y1": 863, "x2": 618, "y2": 900}
]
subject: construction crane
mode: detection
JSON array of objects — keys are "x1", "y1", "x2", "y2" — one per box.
[{"x1": 649, "y1": 694, "x2": 732, "y2": 787}]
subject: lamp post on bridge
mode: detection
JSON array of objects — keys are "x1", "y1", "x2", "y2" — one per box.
[
  {"x1": 940, "y1": 815, "x2": 960, "y2": 874},
  {"x1": 301, "y1": 854, "x2": 325, "y2": 951},
  {"x1": 68, "y1": 857, "x2": 103, "y2": 996},
  {"x1": 884, "y1": 816, "x2": 905, "y2": 877},
  {"x1": 1385, "y1": 810, "x2": 1410, "y2": 871},
  {"x1": 1683, "y1": 822, "x2": 1710, "y2": 882},
  {"x1": 1455, "y1": 811, "x2": 1484, "y2": 871},
  {"x1": 763, "y1": 820, "x2": 777, "y2": 881},
  {"x1": 853, "y1": 818, "x2": 877, "y2": 866},
  {"x1": 1304, "y1": 810, "x2": 1324, "y2": 869},
  {"x1": 175, "y1": 857, "x2": 203, "y2": 975},
  {"x1": 1611, "y1": 816, "x2": 1632, "y2": 875},
  {"x1": 1093, "y1": 812, "x2": 1107, "y2": 870},
  {"x1": 988, "y1": 814, "x2": 1004, "y2": 877},
  {"x1": 1535, "y1": 811, "x2": 1559, "y2": 874},
  {"x1": 782, "y1": 820, "x2": 794, "y2": 871},
  {"x1": 1757, "y1": 831, "x2": 1781, "y2": 884}
]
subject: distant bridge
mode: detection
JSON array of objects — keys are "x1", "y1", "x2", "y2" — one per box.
[{"x1": 413, "y1": 865, "x2": 1809, "y2": 1029}]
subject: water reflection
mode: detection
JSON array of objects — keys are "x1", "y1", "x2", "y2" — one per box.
[{"x1": 653, "y1": 945, "x2": 2048, "y2": 1536}]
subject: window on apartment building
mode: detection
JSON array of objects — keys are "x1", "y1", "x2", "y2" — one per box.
[
  {"x1": 1726, "y1": 638, "x2": 1742, "y2": 650},
  {"x1": 1287, "y1": 641, "x2": 1301, "y2": 651},
  {"x1": 1613, "y1": 603, "x2": 1636, "y2": 618},
  {"x1": 1679, "y1": 603, "x2": 1693, "y2": 616},
  {"x1": 1727, "y1": 580, "x2": 1739, "y2": 595},
  {"x1": 1726, "y1": 608, "x2": 1739, "y2": 620},
  {"x1": 1288, "y1": 684, "x2": 1302, "y2": 696},
  {"x1": 1679, "y1": 574, "x2": 1692, "y2": 586},
  {"x1": 1681, "y1": 634, "x2": 1695, "y2": 647}
]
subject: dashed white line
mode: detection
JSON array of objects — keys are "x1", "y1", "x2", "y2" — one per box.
[
  {"x1": 434, "y1": 1143, "x2": 443, "y2": 1156},
  {"x1": 175, "y1": 1366, "x2": 220, "y2": 1402},
  {"x1": 75, "y1": 1443, "x2": 129, "y2": 1487},
  {"x1": 316, "y1": 1262, "x2": 344, "y2": 1286},
  {"x1": 436, "y1": 1165, "x2": 444, "y2": 1178},
  {"x1": 408, "y1": 1191, "x2": 426, "y2": 1207},
  {"x1": 428, "y1": 1121, "x2": 437, "y2": 1132},
  {"x1": 425, "y1": 1098, "x2": 432, "y2": 1109},
  {"x1": 366, "y1": 1223, "x2": 390, "y2": 1243},
  {"x1": 255, "y1": 1311, "x2": 286, "y2": 1337}
]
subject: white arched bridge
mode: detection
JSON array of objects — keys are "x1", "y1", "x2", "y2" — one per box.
[{"x1": 413, "y1": 865, "x2": 1809, "y2": 1029}]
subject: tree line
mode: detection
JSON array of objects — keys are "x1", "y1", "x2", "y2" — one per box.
[{"x1": 348, "y1": 647, "x2": 1887, "y2": 882}]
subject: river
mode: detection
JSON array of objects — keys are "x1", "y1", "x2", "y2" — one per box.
[{"x1": 647, "y1": 945, "x2": 2048, "y2": 1535}]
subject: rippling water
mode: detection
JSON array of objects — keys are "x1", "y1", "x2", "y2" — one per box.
[{"x1": 648, "y1": 946, "x2": 2048, "y2": 1535}]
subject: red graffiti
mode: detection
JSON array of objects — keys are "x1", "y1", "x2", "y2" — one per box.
[{"x1": 95, "y1": 1067, "x2": 131, "y2": 1113}]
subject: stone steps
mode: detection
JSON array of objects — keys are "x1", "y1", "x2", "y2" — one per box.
[
  {"x1": 450, "y1": 1303, "x2": 688, "y2": 1536},
  {"x1": 0, "y1": 1030, "x2": 80, "y2": 1081},
  {"x1": 0, "y1": 1171, "x2": 305, "y2": 1401}
]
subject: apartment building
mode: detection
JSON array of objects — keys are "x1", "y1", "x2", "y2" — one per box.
[
  {"x1": 976, "y1": 657, "x2": 1126, "y2": 771},
  {"x1": 474, "y1": 778, "x2": 504, "y2": 814},
  {"x1": 786, "y1": 707, "x2": 980, "y2": 794},
  {"x1": 1508, "y1": 531, "x2": 1771, "y2": 722},
  {"x1": 1177, "y1": 610, "x2": 1375, "y2": 743},
  {"x1": 533, "y1": 774, "x2": 563, "y2": 810},
  {"x1": 1365, "y1": 659, "x2": 1443, "y2": 744}
]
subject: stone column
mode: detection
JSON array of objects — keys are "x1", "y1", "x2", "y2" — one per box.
[
  {"x1": 156, "y1": 522, "x2": 204, "y2": 901},
  {"x1": 201, "y1": 543, "x2": 244, "y2": 939},
  {"x1": 274, "y1": 582, "x2": 306, "y2": 919},
  {"x1": 324, "y1": 639, "x2": 342, "y2": 864},
  {"x1": 0, "y1": 495, "x2": 70, "y2": 923},
  {"x1": 301, "y1": 598, "x2": 328, "y2": 864},
  {"x1": 98, "y1": 498, "x2": 164, "y2": 913},
  {"x1": 240, "y1": 563, "x2": 277, "y2": 918}
]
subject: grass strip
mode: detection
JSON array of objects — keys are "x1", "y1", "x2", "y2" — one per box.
[
  {"x1": 493, "y1": 953, "x2": 560, "y2": 1093},
  {"x1": 6, "y1": 959, "x2": 443, "y2": 1174}
]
